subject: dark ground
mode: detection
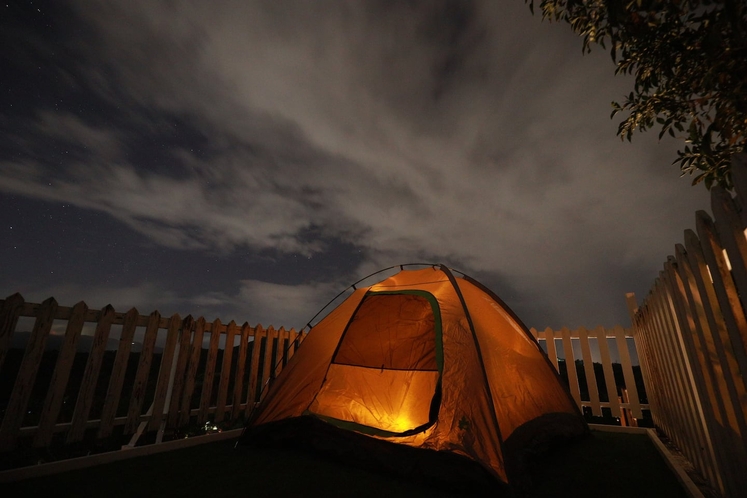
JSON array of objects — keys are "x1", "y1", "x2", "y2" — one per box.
[{"x1": 4, "y1": 430, "x2": 687, "y2": 497}]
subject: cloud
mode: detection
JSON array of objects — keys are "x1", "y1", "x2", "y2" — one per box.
[
  {"x1": 21, "y1": 282, "x2": 181, "y2": 316},
  {"x1": 1, "y1": 0, "x2": 710, "y2": 328},
  {"x1": 36, "y1": 111, "x2": 122, "y2": 157},
  {"x1": 190, "y1": 279, "x2": 344, "y2": 330}
]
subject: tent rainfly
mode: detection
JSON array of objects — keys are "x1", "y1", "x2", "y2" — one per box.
[{"x1": 238, "y1": 265, "x2": 587, "y2": 491}]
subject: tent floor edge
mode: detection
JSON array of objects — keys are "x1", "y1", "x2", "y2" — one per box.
[{"x1": 238, "y1": 415, "x2": 512, "y2": 496}]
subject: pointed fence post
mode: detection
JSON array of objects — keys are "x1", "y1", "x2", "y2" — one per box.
[
  {"x1": 231, "y1": 323, "x2": 251, "y2": 421},
  {"x1": 274, "y1": 327, "x2": 288, "y2": 379},
  {"x1": 543, "y1": 327, "x2": 559, "y2": 372},
  {"x1": 595, "y1": 326, "x2": 621, "y2": 418},
  {"x1": 260, "y1": 326, "x2": 277, "y2": 401},
  {"x1": 125, "y1": 311, "x2": 161, "y2": 434},
  {"x1": 215, "y1": 320, "x2": 237, "y2": 424},
  {"x1": 560, "y1": 327, "x2": 581, "y2": 409},
  {"x1": 0, "y1": 297, "x2": 57, "y2": 451},
  {"x1": 286, "y1": 329, "x2": 299, "y2": 362},
  {"x1": 197, "y1": 318, "x2": 222, "y2": 426},
  {"x1": 245, "y1": 325, "x2": 265, "y2": 415},
  {"x1": 696, "y1": 212, "x2": 747, "y2": 391},
  {"x1": 67, "y1": 304, "x2": 116, "y2": 443},
  {"x1": 0, "y1": 293, "x2": 25, "y2": 371},
  {"x1": 166, "y1": 315, "x2": 194, "y2": 430},
  {"x1": 578, "y1": 327, "x2": 601, "y2": 416},
  {"x1": 178, "y1": 317, "x2": 205, "y2": 428},
  {"x1": 34, "y1": 300, "x2": 88, "y2": 447},
  {"x1": 148, "y1": 313, "x2": 181, "y2": 432},
  {"x1": 97, "y1": 307, "x2": 139, "y2": 440}
]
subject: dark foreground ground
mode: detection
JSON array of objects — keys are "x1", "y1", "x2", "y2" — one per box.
[{"x1": 4, "y1": 430, "x2": 687, "y2": 497}]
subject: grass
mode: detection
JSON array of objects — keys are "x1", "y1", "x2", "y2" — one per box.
[{"x1": 4, "y1": 430, "x2": 687, "y2": 497}]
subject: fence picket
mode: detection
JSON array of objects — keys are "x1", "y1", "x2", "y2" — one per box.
[
  {"x1": 166, "y1": 315, "x2": 194, "y2": 430},
  {"x1": 678, "y1": 242, "x2": 746, "y2": 448},
  {"x1": 595, "y1": 326, "x2": 621, "y2": 418},
  {"x1": 178, "y1": 317, "x2": 205, "y2": 428},
  {"x1": 0, "y1": 293, "x2": 25, "y2": 371},
  {"x1": 125, "y1": 311, "x2": 161, "y2": 434},
  {"x1": 0, "y1": 297, "x2": 57, "y2": 450},
  {"x1": 0, "y1": 297, "x2": 310, "y2": 454},
  {"x1": 560, "y1": 327, "x2": 581, "y2": 408},
  {"x1": 67, "y1": 304, "x2": 115, "y2": 443},
  {"x1": 620, "y1": 161, "x2": 747, "y2": 495},
  {"x1": 214, "y1": 320, "x2": 237, "y2": 424},
  {"x1": 198, "y1": 319, "x2": 222, "y2": 426},
  {"x1": 671, "y1": 254, "x2": 739, "y2": 496},
  {"x1": 287, "y1": 329, "x2": 298, "y2": 362},
  {"x1": 647, "y1": 282, "x2": 688, "y2": 453},
  {"x1": 611, "y1": 325, "x2": 640, "y2": 419},
  {"x1": 685, "y1": 230, "x2": 747, "y2": 446},
  {"x1": 543, "y1": 327, "x2": 559, "y2": 372},
  {"x1": 649, "y1": 298, "x2": 673, "y2": 427},
  {"x1": 633, "y1": 304, "x2": 663, "y2": 429},
  {"x1": 711, "y1": 189, "x2": 747, "y2": 360},
  {"x1": 97, "y1": 307, "x2": 139, "y2": 439},
  {"x1": 659, "y1": 277, "x2": 701, "y2": 465},
  {"x1": 34, "y1": 301, "x2": 88, "y2": 447},
  {"x1": 661, "y1": 269, "x2": 721, "y2": 491},
  {"x1": 245, "y1": 325, "x2": 265, "y2": 412},
  {"x1": 231, "y1": 323, "x2": 251, "y2": 421},
  {"x1": 147, "y1": 314, "x2": 181, "y2": 431},
  {"x1": 636, "y1": 305, "x2": 663, "y2": 427},
  {"x1": 696, "y1": 211, "x2": 747, "y2": 383},
  {"x1": 260, "y1": 326, "x2": 277, "y2": 400},
  {"x1": 577, "y1": 327, "x2": 601, "y2": 416},
  {"x1": 712, "y1": 186, "x2": 747, "y2": 291},
  {"x1": 275, "y1": 327, "x2": 288, "y2": 379}
]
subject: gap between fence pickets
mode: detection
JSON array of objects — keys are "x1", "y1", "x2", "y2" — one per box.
[
  {"x1": 589, "y1": 424, "x2": 705, "y2": 498},
  {"x1": 0, "y1": 428, "x2": 243, "y2": 483}
]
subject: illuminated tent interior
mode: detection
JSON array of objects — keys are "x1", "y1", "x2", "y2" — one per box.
[{"x1": 239, "y1": 265, "x2": 587, "y2": 491}]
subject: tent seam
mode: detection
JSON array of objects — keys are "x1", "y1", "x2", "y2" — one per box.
[{"x1": 439, "y1": 265, "x2": 508, "y2": 469}]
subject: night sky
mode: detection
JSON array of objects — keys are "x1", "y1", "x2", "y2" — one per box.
[{"x1": 1, "y1": 0, "x2": 709, "y2": 331}]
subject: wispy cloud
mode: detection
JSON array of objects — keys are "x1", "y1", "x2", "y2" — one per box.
[
  {"x1": 1, "y1": 0, "x2": 710, "y2": 328},
  {"x1": 190, "y1": 279, "x2": 344, "y2": 330}
]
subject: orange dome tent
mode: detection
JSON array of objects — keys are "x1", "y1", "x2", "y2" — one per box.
[{"x1": 238, "y1": 265, "x2": 587, "y2": 490}]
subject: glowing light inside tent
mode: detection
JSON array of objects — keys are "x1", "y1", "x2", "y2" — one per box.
[
  {"x1": 392, "y1": 416, "x2": 411, "y2": 432},
  {"x1": 310, "y1": 364, "x2": 438, "y2": 434},
  {"x1": 390, "y1": 415, "x2": 414, "y2": 433}
]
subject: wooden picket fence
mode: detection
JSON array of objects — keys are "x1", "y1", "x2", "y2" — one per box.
[
  {"x1": 0, "y1": 292, "x2": 650, "y2": 461},
  {"x1": 626, "y1": 155, "x2": 747, "y2": 498},
  {"x1": 0, "y1": 294, "x2": 303, "y2": 455},
  {"x1": 529, "y1": 326, "x2": 648, "y2": 424}
]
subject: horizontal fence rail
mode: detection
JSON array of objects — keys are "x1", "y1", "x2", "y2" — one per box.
[
  {"x1": 0, "y1": 294, "x2": 303, "y2": 456},
  {"x1": 530, "y1": 326, "x2": 649, "y2": 425},
  {"x1": 628, "y1": 155, "x2": 747, "y2": 498}
]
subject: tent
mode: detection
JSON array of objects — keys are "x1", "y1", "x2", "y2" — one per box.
[{"x1": 239, "y1": 265, "x2": 587, "y2": 490}]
